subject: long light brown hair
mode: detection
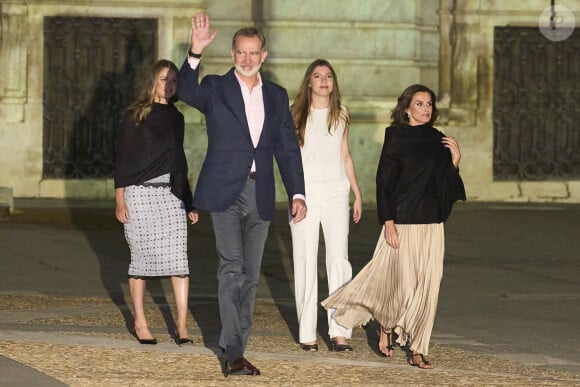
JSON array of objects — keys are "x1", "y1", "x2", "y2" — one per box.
[
  {"x1": 127, "y1": 59, "x2": 179, "y2": 125},
  {"x1": 291, "y1": 59, "x2": 347, "y2": 146}
]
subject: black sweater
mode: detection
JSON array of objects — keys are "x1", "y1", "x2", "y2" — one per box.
[
  {"x1": 376, "y1": 124, "x2": 465, "y2": 224},
  {"x1": 114, "y1": 103, "x2": 193, "y2": 212}
]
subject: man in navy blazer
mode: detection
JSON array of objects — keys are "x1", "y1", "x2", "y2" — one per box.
[{"x1": 178, "y1": 13, "x2": 307, "y2": 376}]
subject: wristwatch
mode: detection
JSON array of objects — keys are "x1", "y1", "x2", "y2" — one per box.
[{"x1": 188, "y1": 50, "x2": 202, "y2": 59}]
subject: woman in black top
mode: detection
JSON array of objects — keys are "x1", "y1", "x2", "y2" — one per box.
[
  {"x1": 322, "y1": 84, "x2": 465, "y2": 369},
  {"x1": 114, "y1": 59, "x2": 198, "y2": 345}
]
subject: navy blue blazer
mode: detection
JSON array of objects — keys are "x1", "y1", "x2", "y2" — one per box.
[{"x1": 178, "y1": 61, "x2": 305, "y2": 221}]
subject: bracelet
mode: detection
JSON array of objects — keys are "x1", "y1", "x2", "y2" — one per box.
[{"x1": 188, "y1": 50, "x2": 202, "y2": 59}]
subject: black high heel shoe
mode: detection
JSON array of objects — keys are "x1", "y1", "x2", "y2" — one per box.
[
  {"x1": 300, "y1": 342, "x2": 319, "y2": 351},
  {"x1": 175, "y1": 331, "x2": 193, "y2": 346},
  {"x1": 132, "y1": 326, "x2": 158, "y2": 345},
  {"x1": 329, "y1": 338, "x2": 352, "y2": 352}
]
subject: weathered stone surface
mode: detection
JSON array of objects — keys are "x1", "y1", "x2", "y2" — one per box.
[
  {"x1": 1, "y1": 0, "x2": 579, "y2": 202},
  {"x1": 520, "y1": 182, "x2": 570, "y2": 201},
  {"x1": 0, "y1": 187, "x2": 14, "y2": 213}
]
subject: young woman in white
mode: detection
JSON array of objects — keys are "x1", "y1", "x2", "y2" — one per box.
[{"x1": 290, "y1": 59, "x2": 362, "y2": 352}]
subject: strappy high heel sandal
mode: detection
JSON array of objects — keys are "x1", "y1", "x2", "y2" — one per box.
[
  {"x1": 407, "y1": 352, "x2": 434, "y2": 369},
  {"x1": 378, "y1": 327, "x2": 396, "y2": 357}
]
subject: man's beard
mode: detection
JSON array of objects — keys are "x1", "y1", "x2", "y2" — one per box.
[{"x1": 235, "y1": 63, "x2": 262, "y2": 78}]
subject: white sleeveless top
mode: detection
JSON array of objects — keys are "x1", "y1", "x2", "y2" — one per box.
[{"x1": 301, "y1": 107, "x2": 349, "y2": 187}]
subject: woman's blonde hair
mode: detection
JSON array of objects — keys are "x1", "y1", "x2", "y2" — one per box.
[{"x1": 128, "y1": 59, "x2": 179, "y2": 125}]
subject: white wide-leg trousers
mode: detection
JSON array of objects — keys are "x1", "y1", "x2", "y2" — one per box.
[{"x1": 290, "y1": 183, "x2": 352, "y2": 343}]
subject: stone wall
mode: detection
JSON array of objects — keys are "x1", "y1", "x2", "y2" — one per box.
[
  {"x1": 438, "y1": 0, "x2": 580, "y2": 202},
  {"x1": 0, "y1": 0, "x2": 205, "y2": 200},
  {"x1": 0, "y1": 0, "x2": 579, "y2": 203},
  {"x1": 194, "y1": 0, "x2": 441, "y2": 206}
]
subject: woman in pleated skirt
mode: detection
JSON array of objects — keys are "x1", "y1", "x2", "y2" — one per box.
[{"x1": 322, "y1": 84, "x2": 466, "y2": 369}]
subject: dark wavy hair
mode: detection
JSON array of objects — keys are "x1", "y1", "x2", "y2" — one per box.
[
  {"x1": 128, "y1": 59, "x2": 179, "y2": 125},
  {"x1": 290, "y1": 59, "x2": 347, "y2": 146},
  {"x1": 390, "y1": 84, "x2": 439, "y2": 126}
]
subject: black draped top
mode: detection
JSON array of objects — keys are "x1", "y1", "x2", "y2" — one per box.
[
  {"x1": 376, "y1": 123, "x2": 466, "y2": 224},
  {"x1": 114, "y1": 103, "x2": 193, "y2": 212}
]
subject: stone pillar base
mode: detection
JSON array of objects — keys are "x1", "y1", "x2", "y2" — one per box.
[{"x1": 0, "y1": 187, "x2": 14, "y2": 215}]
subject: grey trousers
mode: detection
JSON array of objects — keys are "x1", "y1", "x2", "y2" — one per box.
[{"x1": 210, "y1": 178, "x2": 270, "y2": 362}]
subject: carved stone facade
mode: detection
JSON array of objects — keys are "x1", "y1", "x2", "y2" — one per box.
[
  {"x1": 439, "y1": 0, "x2": 580, "y2": 202},
  {"x1": 0, "y1": 0, "x2": 578, "y2": 202},
  {"x1": 0, "y1": 0, "x2": 204, "y2": 199}
]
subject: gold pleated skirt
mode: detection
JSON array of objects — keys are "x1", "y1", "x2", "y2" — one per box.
[{"x1": 321, "y1": 223, "x2": 444, "y2": 355}]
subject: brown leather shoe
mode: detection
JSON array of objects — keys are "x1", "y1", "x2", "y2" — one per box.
[{"x1": 226, "y1": 357, "x2": 260, "y2": 376}]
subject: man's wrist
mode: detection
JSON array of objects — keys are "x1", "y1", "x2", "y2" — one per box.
[
  {"x1": 292, "y1": 194, "x2": 306, "y2": 202},
  {"x1": 188, "y1": 49, "x2": 202, "y2": 58}
]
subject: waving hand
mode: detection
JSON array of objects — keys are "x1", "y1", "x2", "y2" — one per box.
[{"x1": 190, "y1": 12, "x2": 218, "y2": 54}]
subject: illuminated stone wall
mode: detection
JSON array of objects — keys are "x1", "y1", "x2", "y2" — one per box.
[{"x1": 1, "y1": 0, "x2": 579, "y2": 202}]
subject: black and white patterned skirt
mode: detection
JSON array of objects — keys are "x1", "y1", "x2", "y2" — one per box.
[{"x1": 123, "y1": 173, "x2": 189, "y2": 277}]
